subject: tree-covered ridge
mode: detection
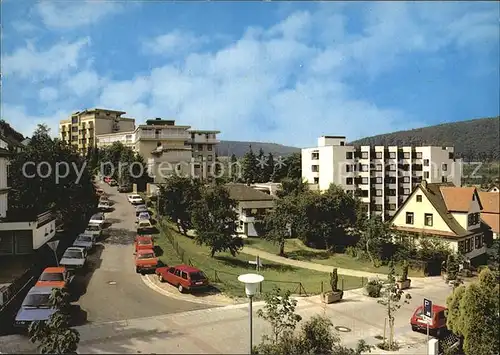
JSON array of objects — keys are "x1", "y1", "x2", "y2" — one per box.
[
  {"x1": 217, "y1": 140, "x2": 300, "y2": 158},
  {"x1": 351, "y1": 117, "x2": 500, "y2": 160}
]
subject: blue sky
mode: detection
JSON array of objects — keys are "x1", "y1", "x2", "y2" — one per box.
[{"x1": 2, "y1": 1, "x2": 499, "y2": 147}]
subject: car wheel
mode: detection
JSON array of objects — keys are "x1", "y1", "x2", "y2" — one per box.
[
  {"x1": 178, "y1": 284, "x2": 184, "y2": 293},
  {"x1": 158, "y1": 274, "x2": 164, "y2": 282},
  {"x1": 435, "y1": 328, "x2": 442, "y2": 338},
  {"x1": 135, "y1": 267, "x2": 140, "y2": 273},
  {"x1": 411, "y1": 325, "x2": 418, "y2": 332}
]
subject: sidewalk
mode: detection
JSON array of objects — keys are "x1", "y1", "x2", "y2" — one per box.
[{"x1": 242, "y1": 246, "x2": 390, "y2": 279}]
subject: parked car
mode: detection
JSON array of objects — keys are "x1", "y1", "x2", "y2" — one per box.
[
  {"x1": 84, "y1": 223, "x2": 103, "y2": 239},
  {"x1": 134, "y1": 249, "x2": 158, "y2": 274},
  {"x1": 98, "y1": 200, "x2": 113, "y2": 211},
  {"x1": 410, "y1": 304, "x2": 448, "y2": 337},
  {"x1": 103, "y1": 177, "x2": 112, "y2": 184},
  {"x1": 136, "y1": 212, "x2": 151, "y2": 223},
  {"x1": 156, "y1": 265, "x2": 209, "y2": 293},
  {"x1": 128, "y1": 194, "x2": 144, "y2": 205},
  {"x1": 96, "y1": 188, "x2": 104, "y2": 196},
  {"x1": 73, "y1": 233, "x2": 96, "y2": 251},
  {"x1": 89, "y1": 212, "x2": 106, "y2": 226},
  {"x1": 135, "y1": 235, "x2": 154, "y2": 252},
  {"x1": 137, "y1": 219, "x2": 153, "y2": 233},
  {"x1": 60, "y1": 247, "x2": 87, "y2": 271},
  {"x1": 14, "y1": 286, "x2": 57, "y2": 329},
  {"x1": 135, "y1": 204, "x2": 149, "y2": 216},
  {"x1": 118, "y1": 184, "x2": 133, "y2": 193},
  {"x1": 109, "y1": 179, "x2": 118, "y2": 186},
  {"x1": 36, "y1": 267, "x2": 73, "y2": 289}
]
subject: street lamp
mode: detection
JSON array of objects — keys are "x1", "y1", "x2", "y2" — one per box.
[{"x1": 238, "y1": 273, "x2": 264, "y2": 355}]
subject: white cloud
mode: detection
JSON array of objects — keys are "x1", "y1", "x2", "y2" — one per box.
[
  {"x1": 3, "y1": 38, "x2": 90, "y2": 79},
  {"x1": 142, "y1": 30, "x2": 208, "y2": 57},
  {"x1": 64, "y1": 70, "x2": 102, "y2": 97},
  {"x1": 35, "y1": 0, "x2": 126, "y2": 29},
  {"x1": 38, "y1": 87, "x2": 59, "y2": 102}
]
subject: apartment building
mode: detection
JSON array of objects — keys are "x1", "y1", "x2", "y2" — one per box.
[
  {"x1": 0, "y1": 136, "x2": 11, "y2": 219},
  {"x1": 95, "y1": 118, "x2": 220, "y2": 182},
  {"x1": 301, "y1": 136, "x2": 462, "y2": 220},
  {"x1": 59, "y1": 108, "x2": 135, "y2": 154},
  {"x1": 391, "y1": 181, "x2": 489, "y2": 263}
]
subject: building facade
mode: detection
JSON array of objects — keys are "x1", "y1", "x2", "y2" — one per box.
[
  {"x1": 478, "y1": 191, "x2": 499, "y2": 239},
  {"x1": 301, "y1": 135, "x2": 462, "y2": 220},
  {"x1": 390, "y1": 181, "x2": 489, "y2": 263},
  {"x1": 0, "y1": 137, "x2": 11, "y2": 219},
  {"x1": 59, "y1": 108, "x2": 135, "y2": 154}
]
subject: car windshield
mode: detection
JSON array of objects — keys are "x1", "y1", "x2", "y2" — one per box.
[
  {"x1": 87, "y1": 225, "x2": 100, "y2": 232},
  {"x1": 64, "y1": 250, "x2": 82, "y2": 259},
  {"x1": 39, "y1": 273, "x2": 64, "y2": 281},
  {"x1": 138, "y1": 253, "x2": 155, "y2": 259},
  {"x1": 138, "y1": 239, "x2": 151, "y2": 245},
  {"x1": 189, "y1": 272, "x2": 206, "y2": 281},
  {"x1": 139, "y1": 214, "x2": 149, "y2": 219},
  {"x1": 23, "y1": 293, "x2": 51, "y2": 308},
  {"x1": 91, "y1": 214, "x2": 103, "y2": 220},
  {"x1": 77, "y1": 236, "x2": 92, "y2": 242}
]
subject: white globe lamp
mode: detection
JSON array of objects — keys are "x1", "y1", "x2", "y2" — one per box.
[{"x1": 238, "y1": 273, "x2": 264, "y2": 355}]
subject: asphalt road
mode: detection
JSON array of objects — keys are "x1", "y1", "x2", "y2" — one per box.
[{"x1": 77, "y1": 183, "x2": 210, "y2": 322}]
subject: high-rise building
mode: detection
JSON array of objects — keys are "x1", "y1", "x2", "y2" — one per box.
[
  {"x1": 59, "y1": 108, "x2": 135, "y2": 154},
  {"x1": 301, "y1": 135, "x2": 463, "y2": 220}
]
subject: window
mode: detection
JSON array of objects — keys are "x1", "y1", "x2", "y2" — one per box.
[
  {"x1": 403, "y1": 176, "x2": 410, "y2": 183},
  {"x1": 389, "y1": 164, "x2": 396, "y2": 171},
  {"x1": 207, "y1": 145, "x2": 212, "y2": 151},
  {"x1": 442, "y1": 163, "x2": 447, "y2": 171},
  {"x1": 375, "y1": 204, "x2": 383, "y2": 211},
  {"x1": 345, "y1": 164, "x2": 352, "y2": 173},
  {"x1": 198, "y1": 155, "x2": 203, "y2": 161},
  {"x1": 361, "y1": 152, "x2": 368, "y2": 159},
  {"x1": 388, "y1": 189, "x2": 396, "y2": 196},
  {"x1": 361, "y1": 164, "x2": 369, "y2": 172},
  {"x1": 388, "y1": 204, "x2": 396, "y2": 210},
  {"x1": 475, "y1": 235, "x2": 483, "y2": 249},
  {"x1": 311, "y1": 165, "x2": 319, "y2": 172},
  {"x1": 465, "y1": 238, "x2": 473, "y2": 253},
  {"x1": 424, "y1": 213, "x2": 433, "y2": 226},
  {"x1": 72, "y1": 116, "x2": 78, "y2": 124},
  {"x1": 376, "y1": 164, "x2": 382, "y2": 171},
  {"x1": 389, "y1": 152, "x2": 396, "y2": 159},
  {"x1": 403, "y1": 188, "x2": 410, "y2": 194},
  {"x1": 375, "y1": 152, "x2": 382, "y2": 159},
  {"x1": 346, "y1": 177, "x2": 353, "y2": 185},
  {"x1": 376, "y1": 177, "x2": 382, "y2": 184},
  {"x1": 181, "y1": 272, "x2": 188, "y2": 280},
  {"x1": 442, "y1": 176, "x2": 447, "y2": 183},
  {"x1": 376, "y1": 189, "x2": 382, "y2": 196},
  {"x1": 197, "y1": 144, "x2": 204, "y2": 151},
  {"x1": 207, "y1": 155, "x2": 213, "y2": 161},
  {"x1": 449, "y1": 152, "x2": 454, "y2": 159},
  {"x1": 416, "y1": 152, "x2": 422, "y2": 159},
  {"x1": 403, "y1": 152, "x2": 410, "y2": 159},
  {"x1": 423, "y1": 159, "x2": 429, "y2": 166},
  {"x1": 313, "y1": 177, "x2": 319, "y2": 184},
  {"x1": 174, "y1": 269, "x2": 181, "y2": 277},
  {"x1": 311, "y1": 152, "x2": 319, "y2": 160},
  {"x1": 406, "y1": 212, "x2": 414, "y2": 225},
  {"x1": 467, "y1": 213, "x2": 479, "y2": 226},
  {"x1": 361, "y1": 177, "x2": 368, "y2": 184},
  {"x1": 416, "y1": 195, "x2": 422, "y2": 202},
  {"x1": 424, "y1": 171, "x2": 430, "y2": 179},
  {"x1": 346, "y1": 152, "x2": 353, "y2": 159}
]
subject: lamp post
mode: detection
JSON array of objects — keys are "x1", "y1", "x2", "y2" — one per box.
[{"x1": 238, "y1": 273, "x2": 264, "y2": 355}]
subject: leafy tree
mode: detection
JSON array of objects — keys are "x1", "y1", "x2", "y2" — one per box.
[
  {"x1": 191, "y1": 184, "x2": 243, "y2": 257},
  {"x1": 284, "y1": 152, "x2": 301, "y2": 180},
  {"x1": 276, "y1": 177, "x2": 307, "y2": 198},
  {"x1": 357, "y1": 216, "x2": 391, "y2": 266},
  {"x1": 242, "y1": 146, "x2": 258, "y2": 184},
  {"x1": 130, "y1": 153, "x2": 149, "y2": 188},
  {"x1": 256, "y1": 148, "x2": 266, "y2": 183},
  {"x1": 262, "y1": 196, "x2": 297, "y2": 256},
  {"x1": 377, "y1": 262, "x2": 411, "y2": 350},
  {"x1": 159, "y1": 176, "x2": 202, "y2": 234},
  {"x1": 446, "y1": 267, "x2": 499, "y2": 355},
  {"x1": 29, "y1": 288, "x2": 80, "y2": 354},
  {"x1": 263, "y1": 153, "x2": 274, "y2": 183}
]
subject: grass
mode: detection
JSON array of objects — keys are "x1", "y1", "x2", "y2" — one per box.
[
  {"x1": 153, "y1": 221, "x2": 367, "y2": 299},
  {"x1": 244, "y1": 237, "x2": 425, "y2": 278}
]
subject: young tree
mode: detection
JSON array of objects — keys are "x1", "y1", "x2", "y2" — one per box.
[
  {"x1": 242, "y1": 146, "x2": 258, "y2": 184},
  {"x1": 191, "y1": 184, "x2": 243, "y2": 257},
  {"x1": 29, "y1": 288, "x2": 80, "y2": 354},
  {"x1": 159, "y1": 176, "x2": 202, "y2": 234},
  {"x1": 377, "y1": 262, "x2": 411, "y2": 350},
  {"x1": 446, "y1": 267, "x2": 499, "y2": 355},
  {"x1": 357, "y1": 216, "x2": 391, "y2": 266},
  {"x1": 263, "y1": 196, "x2": 297, "y2": 256}
]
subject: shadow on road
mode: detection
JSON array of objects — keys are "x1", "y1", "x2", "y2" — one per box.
[
  {"x1": 153, "y1": 246, "x2": 164, "y2": 257},
  {"x1": 101, "y1": 228, "x2": 136, "y2": 245},
  {"x1": 70, "y1": 304, "x2": 88, "y2": 326},
  {"x1": 70, "y1": 244, "x2": 104, "y2": 300}
]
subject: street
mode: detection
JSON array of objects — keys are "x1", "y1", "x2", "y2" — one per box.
[{"x1": 77, "y1": 183, "x2": 210, "y2": 322}]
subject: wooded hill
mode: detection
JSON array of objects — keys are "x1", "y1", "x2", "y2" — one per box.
[
  {"x1": 216, "y1": 140, "x2": 300, "y2": 158},
  {"x1": 351, "y1": 117, "x2": 500, "y2": 161}
]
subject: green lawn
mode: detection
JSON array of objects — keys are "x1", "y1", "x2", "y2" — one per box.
[
  {"x1": 244, "y1": 237, "x2": 425, "y2": 278},
  {"x1": 153, "y1": 221, "x2": 367, "y2": 298}
]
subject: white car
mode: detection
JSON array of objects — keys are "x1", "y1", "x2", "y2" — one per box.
[
  {"x1": 89, "y1": 212, "x2": 106, "y2": 226},
  {"x1": 127, "y1": 194, "x2": 144, "y2": 205},
  {"x1": 98, "y1": 200, "x2": 113, "y2": 211}
]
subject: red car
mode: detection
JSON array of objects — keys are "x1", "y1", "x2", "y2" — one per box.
[
  {"x1": 156, "y1": 265, "x2": 209, "y2": 293},
  {"x1": 134, "y1": 249, "x2": 158, "y2": 274},
  {"x1": 135, "y1": 235, "x2": 154, "y2": 252},
  {"x1": 36, "y1": 267, "x2": 73, "y2": 289},
  {"x1": 410, "y1": 304, "x2": 448, "y2": 337}
]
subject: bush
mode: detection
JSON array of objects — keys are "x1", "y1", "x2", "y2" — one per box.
[
  {"x1": 345, "y1": 246, "x2": 358, "y2": 258},
  {"x1": 459, "y1": 269, "x2": 473, "y2": 278},
  {"x1": 366, "y1": 279, "x2": 383, "y2": 298}
]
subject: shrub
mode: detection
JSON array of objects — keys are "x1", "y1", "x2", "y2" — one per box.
[
  {"x1": 345, "y1": 246, "x2": 358, "y2": 258},
  {"x1": 399, "y1": 260, "x2": 409, "y2": 282},
  {"x1": 366, "y1": 279, "x2": 383, "y2": 298}
]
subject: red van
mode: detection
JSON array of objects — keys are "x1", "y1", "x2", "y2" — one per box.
[{"x1": 410, "y1": 304, "x2": 448, "y2": 337}]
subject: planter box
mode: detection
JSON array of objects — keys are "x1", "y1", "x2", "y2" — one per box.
[
  {"x1": 321, "y1": 291, "x2": 343, "y2": 304},
  {"x1": 396, "y1": 279, "x2": 411, "y2": 290}
]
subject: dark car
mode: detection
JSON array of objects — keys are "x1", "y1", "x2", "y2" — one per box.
[
  {"x1": 118, "y1": 184, "x2": 133, "y2": 193},
  {"x1": 135, "y1": 204, "x2": 149, "y2": 216},
  {"x1": 14, "y1": 286, "x2": 57, "y2": 329}
]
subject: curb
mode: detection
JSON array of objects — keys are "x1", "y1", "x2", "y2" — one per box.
[{"x1": 141, "y1": 273, "x2": 239, "y2": 307}]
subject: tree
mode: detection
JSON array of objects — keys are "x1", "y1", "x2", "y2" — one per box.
[
  {"x1": 263, "y1": 153, "x2": 274, "y2": 183},
  {"x1": 256, "y1": 148, "x2": 266, "y2": 183},
  {"x1": 29, "y1": 288, "x2": 80, "y2": 354},
  {"x1": 357, "y1": 216, "x2": 391, "y2": 266},
  {"x1": 242, "y1": 146, "x2": 258, "y2": 184},
  {"x1": 159, "y1": 176, "x2": 202, "y2": 234},
  {"x1": 446, "y1": 267, "x2": 499, "y2": 355},
  {"x1": 276, "y1": 177, "x2": 307, "y2": 198},
  {"x1": 377, "y1": 262, "x2": 411, "y2": 350},
  {"x1": 191, "y1": 184, "x2": 243, "y2": 257},
  {"x1": 263, "y1": 196, "x2": 297, "y2": 256},
  {"x1": 284, "y1": 152, "x2": 301, "y2": 180}
]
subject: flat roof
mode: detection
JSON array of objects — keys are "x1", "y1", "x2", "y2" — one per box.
[
  {"x1": 321, "y1": 135, "x2": 346, "y2": 139},
  {"x1": 188, "y1": 130, "x2": 221, "y2": 134}
]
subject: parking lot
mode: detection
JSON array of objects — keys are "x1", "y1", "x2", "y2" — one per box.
[{"x1": 76, "y1": 183, "x2": 211, "y2": 323}]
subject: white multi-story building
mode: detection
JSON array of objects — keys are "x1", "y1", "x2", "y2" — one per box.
[{"x1": 301, "y1": 135, "x2": 463, "y2": 220}]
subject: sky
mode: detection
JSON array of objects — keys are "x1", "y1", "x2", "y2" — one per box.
[{"x1": 1, "y1": 1, "x2": 499, "y2": 148}]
